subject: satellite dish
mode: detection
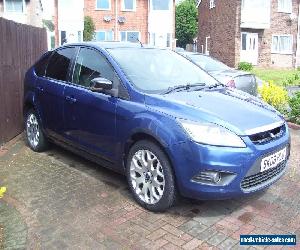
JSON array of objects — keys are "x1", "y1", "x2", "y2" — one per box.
[
  {"x1": 118, "y1": 16, "x2": 126, "y2": 23},
  {"x1": 104, "y1": 16, "x2": 112, "y2": 22}
]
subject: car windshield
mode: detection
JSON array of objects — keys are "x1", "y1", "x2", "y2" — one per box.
[
  {"x1": 108, "y1": 48, "x2": 218, "y2": 93},
  {"x1": 188, "y1": 54, "x2": 230, "y2": 72}
]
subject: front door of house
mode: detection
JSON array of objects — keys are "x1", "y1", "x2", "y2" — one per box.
[{"x1": 240, "y1": 32, "x2": 258, "y2": 65}]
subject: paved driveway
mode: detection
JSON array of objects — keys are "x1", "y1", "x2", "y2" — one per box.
[{"x1": 0, "y1": 130, "x2": 299, "y2": 249}]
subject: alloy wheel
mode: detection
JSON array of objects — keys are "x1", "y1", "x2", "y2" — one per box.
[
  {"x1": 26, "y1": 113, "x2": 40, "y2": 148},
  {"x1": 130, "y1": 149, "x2": 165, "y2": 204}
]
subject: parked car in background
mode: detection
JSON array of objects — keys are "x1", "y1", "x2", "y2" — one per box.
[
  {"x1": 24, "y1": 42, "x2": 290, "y2": 212},
  {"x1": 179, "y1": 52, "x2": 258, "y2": 96}
]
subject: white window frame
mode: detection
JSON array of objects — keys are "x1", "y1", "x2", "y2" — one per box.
[
  {"x1": 122, "y1": 0, "x2": 136, "y2": 11},
  {"x1": 278, "y1": 0, "x2": 292, "y2": 13},
  {"x1": 120, "y1": 31, "x2": 140, "y2": 42},
  {"x1": 95, "y1": 0, "x2": 111, "y2": 10},
  {"x1": 209, "y1": 0, "x2": 216, "y2": 9},
  {"x1": 3, "y1": 0, "x2": 25, "y2": 13},
  {"x1": 150, "y1": 0, "x2": 171, "y2": 11},
  {"x1": 95, "y1": 30, "x2": 114, "y2": 41},
  {"x1": 272, "y1": 34, "x2": 293, "y2": 54}
]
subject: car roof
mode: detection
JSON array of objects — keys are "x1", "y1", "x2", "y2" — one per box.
[{"x1": 61, "y1": 41, "x2": 152, "y2": 50}]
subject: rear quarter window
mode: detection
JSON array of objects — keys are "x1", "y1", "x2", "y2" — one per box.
[{"x1": 34, "y1": 51, "x2": 52, "y2": 77}]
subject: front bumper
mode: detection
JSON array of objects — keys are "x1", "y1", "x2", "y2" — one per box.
[{"x1": 168, "y1": 126, "x2": 291, "y2": 200}]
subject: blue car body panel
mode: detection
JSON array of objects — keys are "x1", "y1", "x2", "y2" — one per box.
[{"x1": 23, "y1": 42, "x2": 290, "y2": 200}]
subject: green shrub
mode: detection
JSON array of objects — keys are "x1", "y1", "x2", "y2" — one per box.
[
  {"x1": 83, "y1": 16, "x2": 95, "y2": 41},
  {"x1": 288, "y1": 91, "x2": 300, "y2": 124},
  {"x1": 258, "y1": 82, "x2": 289, "y2": 114},
  {"x1": 238, "y1": 62, "x2": 253, "y2": 71},
  {"x1": 282, "y1": 73, "x2": 300, "y2": 87}
]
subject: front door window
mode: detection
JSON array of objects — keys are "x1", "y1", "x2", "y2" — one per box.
[
  {"x1": 72, "y1": 48, "x2": 115, "y2": 88},
  {"x1": 240, "y1": 32, "x2": 258, "y2": 65}
]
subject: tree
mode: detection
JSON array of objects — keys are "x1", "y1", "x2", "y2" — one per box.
[
  {"x1": 42, "y1": 19, "x2": 55, "y2": 32},
  {"x1": 83, "y1": 16, "x2": 95, "y2": 41},
  {"x1": 175, "y1": 0, "x2": 198, "y2": 48}
]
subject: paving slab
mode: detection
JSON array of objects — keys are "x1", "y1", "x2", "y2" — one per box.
[{"x1": 0, "y1": 130, "x2": 299, "y2": 249}]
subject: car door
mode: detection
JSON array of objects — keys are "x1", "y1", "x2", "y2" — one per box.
[
  {"x1": 63, "y1": 47, "x2": 118, "y2": 162},
  {"x1": 35, "y1": 47, "x2": 76, "y2": 138}
]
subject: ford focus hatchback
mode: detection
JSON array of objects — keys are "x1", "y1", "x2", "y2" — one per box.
[{"x1": 24, "y1": 42, "x2": 290, "y2": 212}]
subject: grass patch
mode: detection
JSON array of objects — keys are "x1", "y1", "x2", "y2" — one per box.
[{"x1": 251, "y1": 68, "x2": 300, "y2": 86}]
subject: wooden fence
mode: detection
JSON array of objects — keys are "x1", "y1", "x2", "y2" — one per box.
[{"x1": 0, "y1": 18, "x2": 47, "y2": 144}]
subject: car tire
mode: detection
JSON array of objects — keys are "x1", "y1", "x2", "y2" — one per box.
[
  {"x1": 126, "y1": 140, "x2": 177, "y2": 212},
  {"x1": 25, "y1": 109, "x2": 48, "y2": 152}
]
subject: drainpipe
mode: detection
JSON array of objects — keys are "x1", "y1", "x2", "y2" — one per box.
[
  {"x1": 54, "y1": 0, "x2": 59, "y2": 47},
  {"x1": 115, "y1": 0, "x2": 118, "y2": 41},
  {"x1": 296, "y1": 1, "x2": 300, "y2": 68}
]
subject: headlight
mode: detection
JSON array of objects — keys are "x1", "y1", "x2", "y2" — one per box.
[{"x1": 180, "y1": 121, "x2": 246, "y2": 148}]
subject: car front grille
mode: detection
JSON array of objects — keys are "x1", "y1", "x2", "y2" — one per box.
[
  {"x1": 249, "y1": 124, "x2": 286, "y2": 145},
  {"x1": 241, "y1": 161, "x2": 287, "y2": 191}
]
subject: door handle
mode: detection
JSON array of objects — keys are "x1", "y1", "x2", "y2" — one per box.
[
  {"x1": 65, "y1": 96, "x2": 77, "y2": 103},
  {"x1": 36, "y1": 86, "x2": 44, "y2": 92}
]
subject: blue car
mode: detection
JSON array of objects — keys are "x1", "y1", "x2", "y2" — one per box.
[{"x1": 24, "y1": 42, "x2": 290, "y2": 211}]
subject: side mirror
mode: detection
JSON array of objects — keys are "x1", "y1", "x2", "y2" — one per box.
[{"x1": 90, "y1": 77, "x2": 113, "y2": 92}]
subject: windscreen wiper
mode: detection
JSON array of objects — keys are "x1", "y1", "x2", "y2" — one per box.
[
  {"x1": 162, "y1": 83, "x2": 206, "y2": 94},
  {"x1": 206, "y1": 83, "x2": 225, "y2": 89}
]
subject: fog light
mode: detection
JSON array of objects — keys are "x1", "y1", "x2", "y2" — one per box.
[{"x1": 192, "y1": 170, "x2": 221, "y2": 184}]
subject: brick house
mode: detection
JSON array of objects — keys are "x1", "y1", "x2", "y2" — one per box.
[
  {"x1": 0, "y1": 0, "x2": 43, "y2": 27},
  {"x1": 84, "y1": 0, "x2": 176, "y2": 48},
  {"x1": 197, "y1": 0, "x2": 300, "y2": 68}
]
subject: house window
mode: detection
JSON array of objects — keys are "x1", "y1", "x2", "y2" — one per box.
[
  {"x1": 95, "y1": 31, "x2": 114, "y2": 41},
  {"x1": 209, "y1": 0, "x2": 216, "y2": 9},
  {"x1": 272, "y1": 35, "x2": 293, "y2": 54},
  {"x1": 120, "y1": 31, "x2": 140, "y2": 42},
  {"x1": 241, "y1": 33, "x2": 247, "y2": 50},
  {"x1": 96, "y1": 0, "x2": 110, "y2": 10},
  {"x1": 122, "y1": 0, "x2": 136, "y2": 11},
  {"x1": 278, "y1": 0, "x2": 292, "y2": 13},
  {"x1": 4, "y1": 0, "x2": 24, "y2": 12},
  {"x1": 151, "y1": 0, "x2": 170, "y2": 10}
]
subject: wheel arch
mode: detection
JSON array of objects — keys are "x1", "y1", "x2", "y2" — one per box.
[
  {"x1": 23, "y1": 101, "x2": 35, "y2": 117},
  {"x1": 122, "y1": 130, "x2": 175, "y2": 175},
  {"x1": 23, "y1": 91, "x2": 36, "y2": 116}
]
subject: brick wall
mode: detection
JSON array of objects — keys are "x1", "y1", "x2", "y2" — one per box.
[
  {"x1": 198, "y1": 0, "x2": 299, "y2": 68},
  {"x1": 239, "y1": 0, "x2": 299, "y2": 68},
  {"x1": 197, "y1": 0, "x2": 240, "y2": 67},
  {"x1": 84, "y1": 0, "x2": 149, "y2": 43},
  {"x1": 259, "y1": 0, "x2": 299, "y2": 68}
]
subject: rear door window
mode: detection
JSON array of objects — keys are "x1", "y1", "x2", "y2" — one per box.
[
  {"x1": 46, "y1": 47, "x2": 75, "y2": 81},
  {"x1": 72, "y1": 47, "x2": 115, "y2": 88}
]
